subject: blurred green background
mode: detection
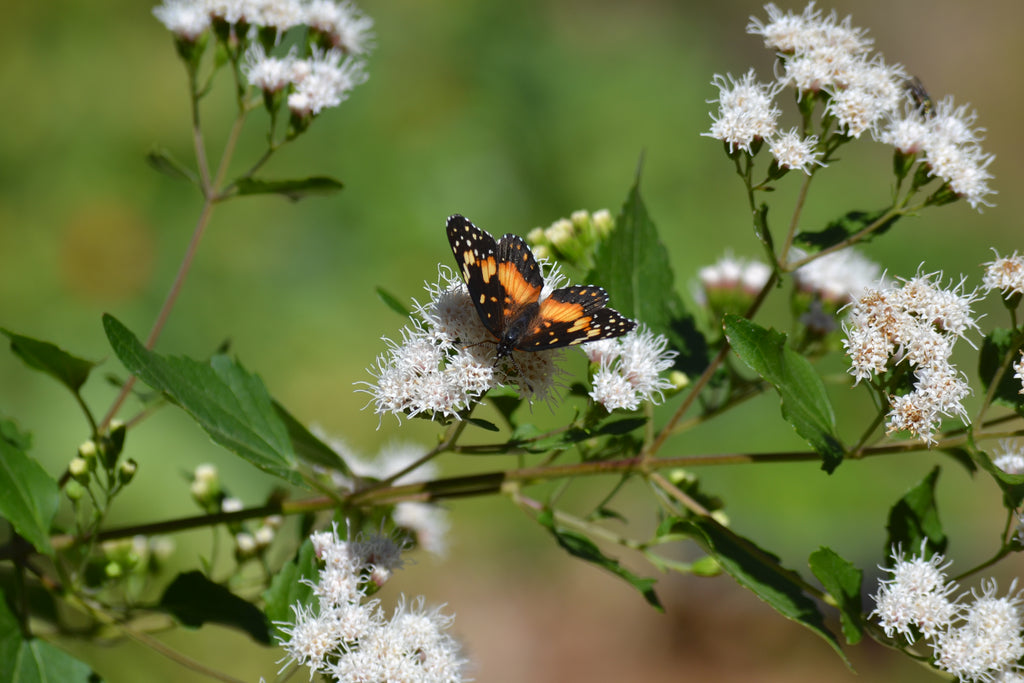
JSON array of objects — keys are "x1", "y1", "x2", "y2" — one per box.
[{"x1": 3, "y1": 0, "x2": 1024, "y2": 680}]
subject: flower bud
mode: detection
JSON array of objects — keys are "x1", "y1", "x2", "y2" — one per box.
[{"x1": 69, "y1": 457, "x2": 91, "y2": 484}]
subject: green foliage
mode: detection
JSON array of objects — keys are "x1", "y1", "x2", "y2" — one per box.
[
  {"x1": 723, "y1": 315, "x2": 844, "y2": 472},
  {"x1": 263, "y1": 539, "x2": 319, "y2": 638},
  {"x1": 0, "y1": 420, "x2": 57, "y2": 557},
  {"x1": 590, "y1": 177, "x2": 708, "y2": 376},
  {"x1": 0, "y1": 591, "x2": 93, "y2": 682},
  {"x1": 884, "y1": 466, "x2": 947, "y2": 557},
  {"x1": 159, "y1": 571, "x2": 271, "y2": 644},
  {"x1": 537, "y1": 510, "x2": 663, "y2": 612},
  {"x1": 674, "y1": 518, "x2": 850, "y2": 666},
  {"x1": 233, "y1": 176, "x2": 344, "y2": 201},
  {"x1": 979, "y1": 328, "x2": 1024, "y2": 410},
  {"x1": 145, "y1": 146, "x2": 197, "y2": 183},
  {"x1": 103, "y1": 314, "x2": 301, "y2": 484},
  {"x1": 1, "y1": 330, "x2": 95, "y2": 397},
  {"x1": 808, "y1": 547, "x2": 863, "y2": 645},
  {"x1": 795, "y1": 208, "x2": 901, "y2": 251}
]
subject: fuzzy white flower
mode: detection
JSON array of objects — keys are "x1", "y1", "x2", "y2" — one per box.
[
  {"x1": 792, "y1": 247, "x2": 881, "y2": 304},
  {"x1": 287, "y1": 49, "x2": 368, "y2": 117},
  {"x1": 586, "y1": 325, "x2": 677, "y2": 411},
  {"x1": 768, "y1": 128, "x2": 823, "y2": 174},
  {"x1": 153, "y1": 0, "x2": 211, "y2": 40},
  {"x1": 993, "y1": 441, "x2": 1024, "y2": 476},
  {"x1": 305, "y1": 0, "x2": 375, "y2": 55},
  {"x1": 243, "y1": 44, "x2": 296, "y2": 93},
  {"x1": 935, "y1": 580, "x2": 1024, "y2": 682},
  {"x1": 704, "y1": 70, "x2": 781, "y2": 154},
  {"x1": 871, "y1": 543, "x2": 960, "y2": 642},
  {"x1": 747, "y1": 3, "x2": 872, "y2": 57},
  {"x1": 983, "y1": 251, "x2": 1024, "y2": 298}
]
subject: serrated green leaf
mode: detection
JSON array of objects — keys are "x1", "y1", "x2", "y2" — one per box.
[
  {"x1": 795, "y1": 208, "x2": 900, "y2": 251},
  {"x1": 884, "y1": 466, "x2": 946, "y2": 557},
  {"x1": 145, "y1": 146, "x2": 196, "y2": 183},
  {"x1": 234, "y1": 176, "x2": 343, "y2": 201},
  {"x1": 273, "y1": 401, "x2": 350, "y2": 476},
  {"x1": 1, "y1": 329, "x2": 96, "y2": 395},
  {"x1": 0, "y1": 420, "x2": 57, "y2": 556},
  {"x1": 538, "y1": 510, "x2": 663, "y2": 611},
  {"x1": 103, "y1": 314, "x2": 299, "y2": 484},
  {"x1": 160, "y1": 571, "x2": 270, "y2": 643},
  {"x1": 809, "y1": 547, "x2": 863, "y2": 645},
  {"x1": 979, "y1": 328, "x2": 1024, "y2": 410},
  {"x1": 375, "y1": 287, "x2": 411, "y2": 317},
  {"x1": 0, "y1": 591, "x2": 94, "y2": 682},
  {"x1": 674, "y1": 517, "x2": 850, "y2": 666},
  {"x1": 589, "y1": 177, "x2": 708, "y2": 376},
  {"x1": 724, "y1": 316, "x2": 844, "y2": 472},
  {"x1": 263, "y1": 539, "x2": 319, "y2": 638}
]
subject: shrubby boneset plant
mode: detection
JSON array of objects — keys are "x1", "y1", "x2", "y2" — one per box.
[{"x1": 2, "y1": 2, "x2": 1022, "y2": 681}]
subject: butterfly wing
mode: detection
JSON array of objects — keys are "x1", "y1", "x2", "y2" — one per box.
[{"x1": 517, "y1": 285, "x2": 636, "y2": 350}]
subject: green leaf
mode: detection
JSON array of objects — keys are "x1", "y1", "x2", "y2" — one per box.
[
  {"x1": 466, "y1": 417, "x2": 500, "y2": 432},
  {"x1": 978, "y1": 328, "x2": 1024, "y2": 410},
  {"x1": 103, "y1": 314, "x2": 299, "y2": 484},
  {"x1": 234, "y1": 176, "x2": 343, "y2": 201},
  {"x1": 589, "y1": 176, "x2": 709, "y2": 376},
  {"x1": 595, "y1": 416, "x2": 647, "y2": 435},
  {"x1": 1, "y1": 329, "x2": 96, "y2": 395},
  {"x1": 160, "y1": 571, "x2": 271, "y2": 644},
  {"x1": 272, "y1": 400, "x2": 350, "y2": 476},
  {"x1": 967, "y1": 443, "x2": 1024, "y2": 509},
  {"x1": 674, "y1": 517, "x2": 850, "y2": 666},
  {"x1": 724, "y1": 316, "x2": 844, "y2": 472},
  {"x1": 145, "y1": 146, "x2": 196, "y2": 183},
  {"x1": 537, "y1": 510, "x2": 663, "y2": 611},
  {"x1": 375, "y1": 287, "x2": 411, "y2": 317},
  {"x1": 489, "y1": 393, "x2": 524, "y2": 428},
  {"x1": 884, "y1": 466, "x2": 946, "y2": 557},
  {"x1": 809, "y1": 547, "x2": 863, "y2": 645},
  {"x1": 0, "y1": 420, "x2": 57, "y2": 556},
  {"x1": 263, "y1": 539, "x2": 319, "y2": 638},
  {"x1": 795, "y1": 208, "x2": 901, "y2": 251},
  {"x1": 0, "y1": 591, "x2": 94, "y2": 682}
]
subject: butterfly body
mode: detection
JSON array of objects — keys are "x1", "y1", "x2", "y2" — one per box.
[{"x1": 446, "y1": 214, "x2": 636, "y2": 358}]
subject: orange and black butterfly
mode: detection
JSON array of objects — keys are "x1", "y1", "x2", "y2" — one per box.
[{"x1": 446, "y1": 214, "x2": 636, "y2": 358}]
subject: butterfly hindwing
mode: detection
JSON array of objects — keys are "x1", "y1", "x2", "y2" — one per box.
[
  {"x1": 446, "y1": 214, "x2": 505, "y2": 338},
  {"x1": 518, "y1": 285, "x2": 636, "y2": 350}
]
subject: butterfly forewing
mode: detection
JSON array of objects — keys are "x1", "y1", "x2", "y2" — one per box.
[{"x1": 446, "y1": 214, "x2": 506, "y2": 338}]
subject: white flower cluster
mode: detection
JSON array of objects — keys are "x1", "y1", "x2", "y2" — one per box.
[
  {"x1": 361, "y1": 266, "x2": 565, "y2": 423},
  {"x1": 697, "y1": 253, "x2": 772, "y2": 302},
  {"x1": 792, "y1": 247, "x2": 882, "y2": 305},
  {"x1": 314, "y1": 434, "x2": 450, "y2": 556},
  {"x1": 983, "y1": 250, "x2": 1024, "y2": 299},
  {"x1": 879, "y1": 96, "x2": 996, "y2": 210},
  {"x1": 584, "y1": 325, "x2": 678, "y2": 411},
  {"x1": 708, "y1": 3, "x2": 995, "y2": 209},
  {"x1": 155, "y1": 0, "x2": 373, "y2": 50},
  {"x1": 872, "y1": 545, "x2": 1024, "y2": 682},
  {"x1": 842, "y1": 270, "x2": 978, "y2": 444},
  {"x1": 154, "y1": 0, "x2": 372, "y2": 118},
  {"x1": 276, "y1": 525, "x2": 467, "y2": 682}
]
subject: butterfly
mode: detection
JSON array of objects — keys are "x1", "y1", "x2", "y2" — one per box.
[{"x1": 446, "y1": 214, "x2": 636, "y2": 359}]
